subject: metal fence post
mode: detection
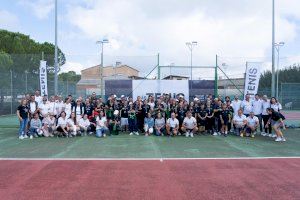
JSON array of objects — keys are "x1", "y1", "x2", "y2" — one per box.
[{"x1": 10, "y1": 70, "x2": 13, "y2": 115}]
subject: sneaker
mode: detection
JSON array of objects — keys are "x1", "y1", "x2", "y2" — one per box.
[
  {"x1": 251, "y1": 134, "x2": 255, "y2": 138},
  {"x1": 268, "y1": 134, "x2": 273, "y2": 137},
  {"x1": 19, "y1": 135, "x2": 24, "y2": 140},
  {"x1": 23, "y1": 134, "x2": 28, "y2": 139},
  {"x1": 178, "y1": 133, "x2": 181, "y2": 136},
  {"x1": 224, "y1": 133, "x2": 228, "y2": 137},
  {"x1": 281, "y1": 137, "x2": 286, "y2": 142},
  {"x1": 89, "y1": 132, "x2": 93, "y2": 135},
  {"x1": 253, "y1": 131, "x2": 257, "y2": 135},
  {"x1": 213, "y1": 132, "x2": 218, "y2": 136},
  {"x1": 34, "y1": 134, "x2": 38, "y2": 138},
  {"x1": 135, "y1": 132, "x2": 139, "y2": 136},
  {"x1": 30, "y1": 135, "x2": 33, "y2": 139},
  {"x1": 103, "y1": 134, "x2": 106, "y2": 137},
  {"x1": 240, "y1": 133, "x2": 244, "y2": 137},
  {"x1": 145, "y1": 133, "x2": 149, "y2": 137},
  {"x1": 185, "y1": 132, "x2": 189, "y2": 137},
  {"x1": 272, "y1": 134, "x2": 277, "y2": 138},
  {"x1": 129, "y1": 132, "x2": 133, "y2": 136},
  {"x1": 261, "y1": 132, "x2": 267, "y2": 136},
  {"x1": 190, "y1": 132, "x2": 194, "y2": 138},
  {"x1": 275, "y1": 137, "x2": 282, "y2": 142}
]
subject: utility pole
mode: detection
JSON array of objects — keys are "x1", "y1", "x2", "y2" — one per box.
[
  {"x1": 186, "y1": 41, "x2": 198, "y2": 80},
  {"x1": 96, "y1": 39, "x2": 109, "y2": 98},
  {"x1": 54, "y1": 0, "x2": 58, "y2": 95},
  {"x1": 271, "y1": 0, "x2": 275, "y2": 97}
]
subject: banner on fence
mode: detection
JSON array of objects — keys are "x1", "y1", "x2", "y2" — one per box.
[
  {"x1": 39, "y1": 60, "x2": 48, "y2": 96},
  {"x1": 105, "y1": 80, "x2": 215, "y2": 101},
  {"x1": 244, "y1": 62, "x2": 262, "y2": 98}
]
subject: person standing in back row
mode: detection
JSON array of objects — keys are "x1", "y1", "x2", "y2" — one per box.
[
  {"x1": 241, "y1": 94, "x2": 252, "y2": 117},
  {"x1": 252, "y1": 94, "x2": 263, "y2": 134}
]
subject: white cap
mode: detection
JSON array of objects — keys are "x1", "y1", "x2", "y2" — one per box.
[
  {"x1": 121, "y1": 95, "x2": 125, "y2": 98},
  {"x1": 129, "y1": 102, "x2": 133, "y2": 105},
  {"x1": 113, "y1": 110, "x2": 119, "y2": 115},
  {"x1": 114, "y1": 94, "x2": 117, "y2": 98},
  {"x1": 179, "y1": 95, "x2": 184, "y2": 98},
  {"x1": 194, "y1": 98, "x2": 199, "y2": 101}
]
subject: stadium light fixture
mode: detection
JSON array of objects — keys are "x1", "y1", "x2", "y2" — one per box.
[
  {"x1": 96, "y1": 39, "x2": 110, "y2": 98},
  {"x1": 186, "y1": 41, "x2": 198, "y2": 80},
  {"x1": 274, "y1": 41, "x2": 285, "y2": 100}
]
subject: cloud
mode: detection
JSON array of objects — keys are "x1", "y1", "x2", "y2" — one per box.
[
  {"x1": 62, "y1": 0, "x2": 300, "y2": 78},
  {"x1": 18, "y1": 0, "x2": 54, "y2": 20},
  {"x1": 0, "y1": 10, "x2": 20, "y2": 31},
  {"x1": 60, "y1": 61, "x2": 84, "y2": 74}
]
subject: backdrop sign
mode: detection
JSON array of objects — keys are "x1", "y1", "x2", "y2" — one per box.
[
  {"x1": 132, "y1": 80, "x2": 189, "y2": 100},
  {"x1": 39, "y1": 60, "x2": 48, "y2": 96},
  {"x1": 244, "y1": 62, "x2": 262, "y2": 98}
]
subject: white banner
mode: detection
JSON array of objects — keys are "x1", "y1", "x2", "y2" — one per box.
[
  {"x1": 244, "y1": 62, "x2": 262, "y2": 99},
  {"x1": 39, "y1": 60, "x2": 48, "y2": 96},
  {"x1": 132, "y1": 80, "x2": 189, "y2": 100}
]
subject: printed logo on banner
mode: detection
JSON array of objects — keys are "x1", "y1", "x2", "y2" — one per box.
[
  {"x1": 39, "y1": 60, "x2": 48, "y2": 96},
  {"x1": 132, "y1": 80, "x2": 189, "y2": 100},
  {"x1": 244, "y1": 62, "x2": 261, "y2": 99}
]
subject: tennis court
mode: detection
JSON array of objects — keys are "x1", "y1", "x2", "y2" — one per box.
[{"x1": 0, "y1": 115, "x2": 299, "y2": 199}]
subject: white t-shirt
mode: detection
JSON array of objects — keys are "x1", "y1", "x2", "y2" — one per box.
[
  {"x1": 231, "y1": 100, "x2": 242, "y2": 116},
  {"x1": 247, "y1": 116, "x2": 259, "y2": 126},
  {"x1": 64, "y1": 103, "x2": 72, "y2": 118},
  {"x1": 233, "y1": 114, "x2": 247, "y2": 126},
  {"x1": 29, "y1": 101, "x2": 37, "y2": 114},
  {"x1": 57, "y1": 117, "x2": 67, "y2": 126},
  {"x1": 241, "y1": 100, "x2": 252, "y2": 115},
  {"x1": 96, "y1": 116, "x2": 107, "y2": 129},
  {"x1": 79, "y1": 118, "x2": 91, "y2": 127},
  {"x1": 56, "y1": 101, "x2": 65, "y2": 116},
  {"x1": 39, "y1": 103, "x2": 49, "y2": 116},
  {"x1": 167, "y1": 118, "x2": 179, "y2": 128},
  {"x1": 35, "y1": 95, "x2": 43, "y2": 106},
  {"x1": 48, "y1": 102, "x2": 57, "y2": 115},
  {"x1": 183, "y1": 117, "x2": 197, "y2": 129},
  {"x1": 252, "y1": 99, "x2": 263, "y2": 115},
  {"x1": 271, "y1": 103, "x2": 282, "y2": 112},
  {"x1": 67, "y1": 118, "x2": 76, "y2": 127},
  {"x1": 262, "y1": 100, "x2": 270, "y2": 115}
]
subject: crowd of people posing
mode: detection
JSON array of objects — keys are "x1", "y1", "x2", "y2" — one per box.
[{"x1": 16, "y1": 90, "x2": 286, "y2": 142}]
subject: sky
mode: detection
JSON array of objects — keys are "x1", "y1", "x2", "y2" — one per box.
[{"x1": 1, "y1": 0, "x2": 300, "y2": 79}]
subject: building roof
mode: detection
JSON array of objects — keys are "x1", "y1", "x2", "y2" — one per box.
[
  {"x1": 163, "y1": 75, "x2": 189, "y2": 79},
  {"x1": 81, "y1": 64, "x2": 139, "y2": 73}
]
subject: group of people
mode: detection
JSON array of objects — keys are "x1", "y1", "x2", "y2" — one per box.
[{"x1": 16, "y1": 90, "x2": 286, "y2": 142}]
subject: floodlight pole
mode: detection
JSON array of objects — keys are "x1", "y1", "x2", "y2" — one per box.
[
  {"x1": 215, "y1": 55, "x2": 218, "y2": 97},
  {"x1": 271, "y1": 0, "x2": 275, "y2": 97},
  {"x1": 275, "y1": 42, "x2": 284, "y2": 100},
  {"x1": 186, "y1": 41, "x2": 197, "y2": 80},
  {"x1": 54, "y1": 0, "x2": 58, "y2": 95},
  {"x1": 96, "y1": 39, "x2": 109, "y2": 98}
]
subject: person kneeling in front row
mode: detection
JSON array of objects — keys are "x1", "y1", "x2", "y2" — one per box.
[
  {"x1": 181, "y1": 111, "x2": 198, "y2": 137},
  {"x1": 166, "y1": 112, "x2": 179, "y2": 136},
  {"x1": 233, "y1": 109, "x2": 247, "y2": 137},
  {"x1": 245, "y1": 111, "x2": 259, "y2": 138}
]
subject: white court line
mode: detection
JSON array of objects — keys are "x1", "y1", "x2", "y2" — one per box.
[{"x1": 0, "y1": 157, "x2": 299, "y2": 161}]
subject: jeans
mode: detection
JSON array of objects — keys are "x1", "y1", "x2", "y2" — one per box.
[
  {"x1": 18, "y1": 118, "x2": 28, "y2": 136},
  {"x1": 96, "y1": 127, "x2": 108, "y2": 137},
  {"x1": 128, "y1": 118, "x2": 137, "y2": 132}
]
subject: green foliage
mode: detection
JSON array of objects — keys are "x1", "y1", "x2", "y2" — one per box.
[
  {"x1": 58, "y1": 71, "x2": 81, "y2": 82},
  {"x1": 0, "y1": 29, "x2": 66, "y2": 73},
  {"x1": 259, "y1": 64, "x2": 300, "y2": 90}
]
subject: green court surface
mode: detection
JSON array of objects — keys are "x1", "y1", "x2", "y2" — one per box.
[{"x1": 0, "y1": 115, "x2": 299, "y2": 159}]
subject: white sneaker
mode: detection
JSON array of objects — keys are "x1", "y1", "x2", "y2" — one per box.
[
  {"x1": 218, "y1": 132, "x2": 221, "y2": 136},
  {"x1": 272, "y1": 134, "x2": 277, "y2": 138},
  {"x1": 19, "y1": 135, "x2": 24, "y2": 140},
  {"x1": 129, "y1": 132, "x2": 133, "y2": 135},
  {"x1": 30, "y1": 135, "x2": 33, "y2": 139},
  {"x1": 103, "y1": 134, "x2": 106, "y2": 137},
  {"x1": 268, "y1": 134, "x2": 273, "y2": 137},
  {"x1": 213, "y1": 132, "x2": 218, "y2": 136},
  {"x1": 23, "y1": 134, "x2": 28, "y2": 139},
  {"x1": 261, "y1": 132, "x2": 266, "y2": 136},
  {"x1": 135, "y1": 132, "x2": 139, "y2": 136},
  {"x1": 185, "y1": 132, "x2": 189, "y2": 137},
  {"x1": 190, "y1": 132, "x2": 194, "y2": 138},
  {"x1": 275, "y1": 137, "x2": 282, "y2": 142},
  {"x1": 253, "y1": 131, "x2": 257, "y2": 135},
  {"x1": 281, "y1": 137, "x2": 286, "y2": 142}
]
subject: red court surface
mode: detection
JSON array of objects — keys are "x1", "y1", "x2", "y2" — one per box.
[{"x1": 0, "y1": 158, "x2": 299, "y2": 200}]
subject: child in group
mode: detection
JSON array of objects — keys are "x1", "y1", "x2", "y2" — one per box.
[
  {"x1": 67, "y1": 112, "x2": 79, "y2": 137},
  {"x1": 220, "y1": 103, "x2": 231, "y2": 136},
  {"x1": 29, "y1": 113, "x2": 43, "y2": 139},
  {"x1": 144, "y1": 112, "x2": 154, "y2": 136},
  {"x1": 109, "y1": 110, "x2": 121, "y2": 135},
  {"x1": 128, "y1": 103, "x2": 139, "y2": 136},
  {"x1": 246, "y1": 111, "x2": 259, "y2": 138},
  {"x1": 197, "y1": 103, "x2": 207, "y2": 134}
]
